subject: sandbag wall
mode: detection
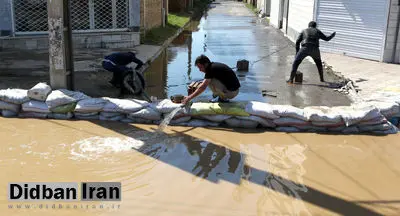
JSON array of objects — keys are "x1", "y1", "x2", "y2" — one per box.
[{"x1": 0, "y1": 83, "x2": 399, "y2": 135}]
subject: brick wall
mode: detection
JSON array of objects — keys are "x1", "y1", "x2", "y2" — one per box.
[
  {"x1": 141, "y1": 0, "x2": 163, "y2": 31},
  {"x1": 383, "y1": 0, "x2": 400, "y2": 63},
  {"x1": 0, "y1": 0, "x2": 12, "y2": 36}
]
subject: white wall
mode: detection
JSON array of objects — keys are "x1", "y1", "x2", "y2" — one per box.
[
  {"x1": 270, "y1": 0, "x2": 281, "y2": 28},
  {"x1": 383, "y1": 0, "x2": 400, "y2": 63},
  {"x1": 286, "y1": 0, "x2": 315, "y2": 41}
]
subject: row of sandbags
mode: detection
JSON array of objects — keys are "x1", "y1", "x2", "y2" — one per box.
[{"x1": 0, "y1": 83, "x2": 399, "y2": 135}]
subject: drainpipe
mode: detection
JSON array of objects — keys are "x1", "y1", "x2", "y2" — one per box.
[{"x1": 392, "y1": 0, "x2": 400, "y2": 63}]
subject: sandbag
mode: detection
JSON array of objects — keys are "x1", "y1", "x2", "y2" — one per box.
[
  {"x1": 103, "y1": 98, "x2": 149, "y2": 113},
  {"x1": 225, "y1": 117, "x2": 259, "y2": 128},
  {"x1": 245, "y1": 101, "x2": 279, "y2": 119},
  {"x1": 236, "y1": 115, "x2": 276, "y2": 128},
  {"x1": 48, "y1": 112, "x2": 74, "y2": 120},
  {"x1": 50, "y1": 102, "x2": 77, "y2": 113},
  {"x1": 272, "y1": 105, "x2": 307, "y2": 121},
  {"x1": 0, "y1": 100, "x2": 20, "y2": 113},
  {"x1": 273, "y1": 117, "x2": 310, "y2": 126},
  {"x1": 311, "y1": 121, "x2": 344, "y2": 127},
  {"x1": 99, "y1": 115, "x2": 125, "y2": 122},
  {"x1": 0, "y1": 89, "x2": 30, "y2": 104},
  {"x1": 200, "y1": 115, "x2": 232, "y2": 122},
  {"x1": 342, "y1": 126, "x2": 360, "y2": 134},
  {"x1": 275, "y1": 127, "x2": 301, "y2": 133},
  {"x1": 18, "y1": 112, "x2": 48, "y2": 119},
  {"x1": 295, "y1": 125, "x2": 327, "y2": 132},
  {"x1": 124, "y1": 118, "x2": 154, "y2": 124},
  {"x1": 1, "y1": 110, "x2": 18, "y2": 117},
  {"x1": 170, "y1": 116, "x2": 192, "y2": 124},
  {"x1": 27, "y1": 83, "x2": 52, "y2": 101},
  {"x1": 191, "y1": 102, "x2": 249, "y2": 116},
  {"x1": 359, "y1": 123, "x2": 393, "y2": 132},
  {"x1": 152, "y1": 99, "x2": 183, "y2": 114},
  {"x1": 178, "y1": 119, "x2": 220, "y2": 127},
  {"x1": 371, "y1": 123, "x2": 399, "y2": 135},
  {"x1": 75, "y1": 114, "x2": 99, "y2": 120},
  {"x1": 358, "y1": 116, "x2": 387, "y2": 126},
  {"x1": 128, "y1": 107, "x2": 161, "y2": 121},
  {"x1": 100, "y1": 112, "x2": 121, "y2": 118},
  {"x1": 75, "y1": 98, "x2": 107, "y2": 113},
  {"x1": 22, "y1": 100, "x2": 50, "y2": 113},
  {"x1": 334, "y1": 105, "x2": 382, "y2": 127},
  {"x1": 367, "y1": 101, "x2": 400, "y2": 118},
  {"x1": 304, "y1": 106, "x2": 342, "y2": 123},
  {"x1": 75, "y1": 112, "x2": 99, "y2": 117},
  {"x1": 45, "y1": 90, "x2": 77, "y2": 109}
]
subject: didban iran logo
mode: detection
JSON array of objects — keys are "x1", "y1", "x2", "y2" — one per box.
[{"x1": 8, "y1": 182, "x2": 121, "y2": 202}]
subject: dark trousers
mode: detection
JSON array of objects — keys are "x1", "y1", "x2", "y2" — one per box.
[
  {"x1": 102, "y1": 61, "x2": 130, "y2": 86},
  {"x1": 289, "y1": 46, "x2": 324, "y2": 81}
]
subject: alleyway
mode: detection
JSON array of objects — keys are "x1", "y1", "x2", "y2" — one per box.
[{"x1": 143, "y1": 0, "x2": 351, "y2": 107}]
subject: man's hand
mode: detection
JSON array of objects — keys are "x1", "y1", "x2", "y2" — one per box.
[
  {"x1": 331, "y1": 32, "x2": 336, "y2": 38},
  {"x1": 182, "y1": 96, "x2": 191, "y2": 105}
]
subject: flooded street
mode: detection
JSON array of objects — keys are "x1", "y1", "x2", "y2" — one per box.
[
  {"x1": 1, "y1": 118, "x2": 400, "y2": 215},
  {"x1": 143, "y1": 1, "x2": 351, "y2": 107}
]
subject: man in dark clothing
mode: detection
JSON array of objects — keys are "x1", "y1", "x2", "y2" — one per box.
[
  {"x1": 102, "y1": 52, "x2": 144, "y2": 88},
  {"x1": 287, "y1": 21, "x2": 336, "y2": 84},
  {"x1": 182, "y1": 55, "x2": 241, "y2": 104}
]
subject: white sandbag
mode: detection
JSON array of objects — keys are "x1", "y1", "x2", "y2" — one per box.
[
  {"x1": 201, "y1": 115, "x2": 232, "y2": 122},
  {"x1": 103, "y1": 98, "x2": 149, "y2": 113},
  {"x1": 18, "y1": 112, "x2": 48, "y2": 119},
  {"x1": 272, "y1": 105, "x2": 307, "y2": 121},
  {"x1": 75, "y1": 115, "x2": 99, "y2": 120},
  {"x1": 294, "y1": 125, "x2": 326, "y2": 131},
  {"x1": 22, "y1": 100, "x2": 50, "y2": 113},
  {"x1": 1, "y1": 110, "x2": 18, "y2": 117},
  {"x1": 367, "y1": 101, "x2": 400, "y2": 118},
  {"x1": 311, "y1": 121, "x2": 344, "y2": 127},
  {"x1": 128, "y1": 107, "x2": 161, "y2": 121},
  {"x1": 358, "y1": 116, "x2": 387, "y2": 126},
  {"x1": 0, "y1": 100, "x2": 20, "y2": 113},
  {"x1": 170, "y1": 116, "x2": 192, "y2": 124},
  {"x1": 99, "y1": 115, "x2": 125, "y2": 121},
  {"x1": 334, "y1": 105, "x2": 382, "y2": 127},
  {"x1": 359, "y1": 123, "x2": 393, "y2": 132},
  {"x1": 48, "y1": 112, "x2": 74, "y2": 120},
  {"x1": 304, "y1": 106, "x2": 342, "y2": 123},
  {"x1": 45, "y1": 90, "x2": 76, "y2": 109},
  {"x1": 0, "y1": 88, "x2": 30, "y2": 104},
  {"x1": 75, "y1": 112, "x2": 99, "y2": 117},
  {"x1": 75, "y1": 98, "x2": 107, "y2": 113},
  {"x1": 152, "y1": 99, "x2": 183, "y2": 114},
  {"x1": 245, "y1": 101, "x2": 279, "y2": 119},
  {"x1": 27, "y1": 83, "x2": 52, "y2": 101},
  {"x1": 125, "y1": 118, "x2": 154, "y2": 124},
  {"x1": 342, "y1": 126, "x2": 360, "y2": 134},
  {"x1": 275, "y1": 127, "x2": 301, "y2": 133},
  {"x1": 273, "y1": 117, "x2": 310, "y2": 126},
  {"x1": 372, "y1": 123, "x2": 398, "y2": 135},
  {"x1": 99, "y1": 112, "x2": 121, "y2": 118},
  {"x1": 237, "y1": 115, "x2": 276, "y2": 128},
  {"x1": 179, "y1": 119, "x2": 220, "y2": 127},
  {"x1": 59, "y1": 89, "x2": 89, "y2": 101},
  {"x1": 225, "y1": 117, "x2": 259, "y2": 128}
]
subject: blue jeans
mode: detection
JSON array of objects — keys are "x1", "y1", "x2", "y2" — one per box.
[{"x1": 102, "y1": 61, "x2": 130, "y2": 86}]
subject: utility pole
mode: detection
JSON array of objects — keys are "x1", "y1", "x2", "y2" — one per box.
[{"x1": 47, "y1": 0, "x2": 74, "y2": 90}]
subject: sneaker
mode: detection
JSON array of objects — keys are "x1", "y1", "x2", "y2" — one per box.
[
  {"x1": 209, "y1": 97, "x2": 219, "y2": 103},
  {"x1": 320, "y1": 79, "x2": 325, "y2": 82},
  {"x1": 218, "y1": 97, "x2": 230, "y2": 103},
  {"x1": 286, "y1": 79, "x2": 294, "y2": 84}
]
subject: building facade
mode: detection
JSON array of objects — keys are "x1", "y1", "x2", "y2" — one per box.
[
  {"x1": 269, "y1": 0, "x2": 400, "y2": 64},
  {"x1": 0, "y1": 0, "x2": 166, "y2": 50}
]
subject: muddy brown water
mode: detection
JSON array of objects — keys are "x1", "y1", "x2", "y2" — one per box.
[{"x1": 1, "y1": 117, "x2": 400, "y2": 215}]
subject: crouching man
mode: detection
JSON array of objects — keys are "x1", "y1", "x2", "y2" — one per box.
[{"x1": 182, "y1": 55, "x2": 241, "y2": 105}]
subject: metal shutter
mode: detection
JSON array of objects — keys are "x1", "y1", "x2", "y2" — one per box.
[{"x1": 316, "y1": 0, "x2": 389, "y2": 61}]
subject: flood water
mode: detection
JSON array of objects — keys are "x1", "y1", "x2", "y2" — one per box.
[{"x1": 1, "y1": 118, "x2": 399, "y2": 215}]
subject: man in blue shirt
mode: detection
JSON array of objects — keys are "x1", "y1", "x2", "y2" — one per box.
[{"x1": 102, "y1": 52, "x2": 144, "y2": 88}]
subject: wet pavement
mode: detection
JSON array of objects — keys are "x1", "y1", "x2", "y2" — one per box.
[
  {"x1": 0, "y1": 0, "x2": 351, "y2": 107},
  {"x1": 1, "y1": 118, "x2": 399, "y2": 215}
]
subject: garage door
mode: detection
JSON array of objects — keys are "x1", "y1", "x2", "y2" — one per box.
[{"x1": 316, "y1": 0, "x2": 389, "y2": 61}]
